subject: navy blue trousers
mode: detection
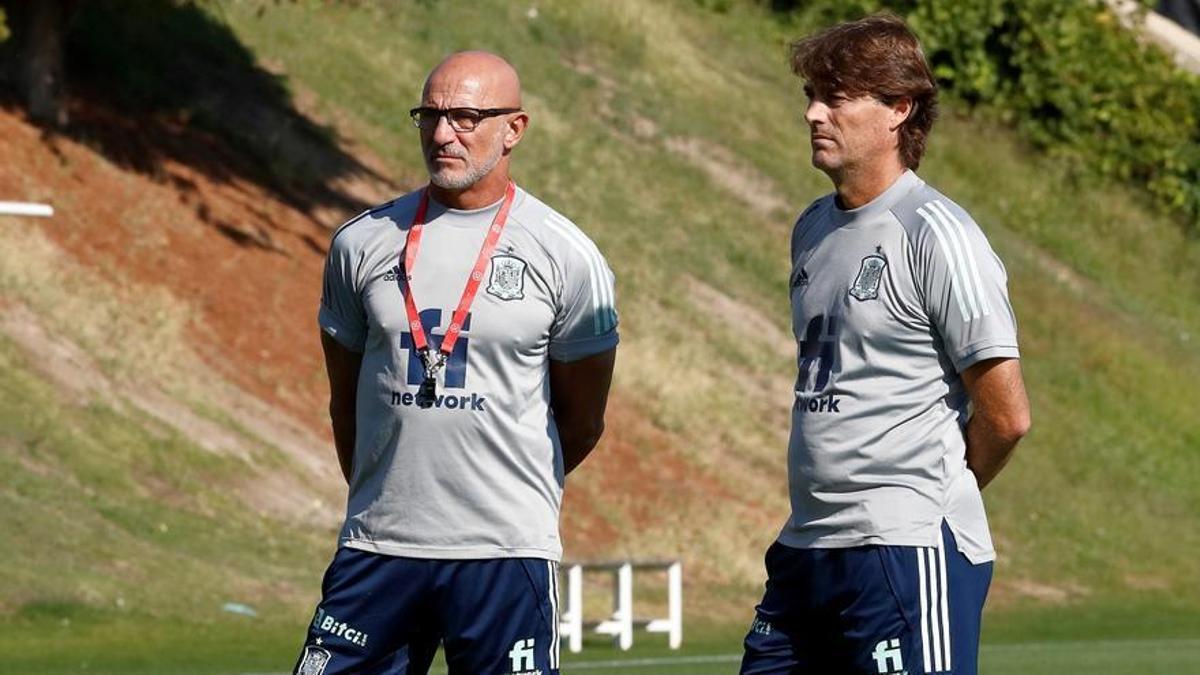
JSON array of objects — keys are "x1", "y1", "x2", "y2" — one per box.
[
  {"x1": 741, "y1": 521, "x2": 992, "y2": 674},
  {"x1": 293, "y1": 547, "x2": 560, "y2": 675}
]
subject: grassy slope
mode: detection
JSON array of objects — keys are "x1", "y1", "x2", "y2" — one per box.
[
  {"x1": 216, "y1": 0, "x2": 1200, "y2": 608},
  {"x1": 0, "y1": 221, "x2": 335, "y2": 669},
  {"x1": 1, "y1": 0, "x2": 1198, "y2": 668}
]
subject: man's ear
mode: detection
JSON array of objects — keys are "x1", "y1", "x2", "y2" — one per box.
[
  {"x1": 889, "y1": 97, "x2": 914, "y2": 132},
  {"x1": 504, "y1": 112, "x2": 529, "y2": 151}
]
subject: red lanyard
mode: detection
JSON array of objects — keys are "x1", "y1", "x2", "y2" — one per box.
[{"x1": 400, "y1": 181, "x2": 516, "y2": 375}]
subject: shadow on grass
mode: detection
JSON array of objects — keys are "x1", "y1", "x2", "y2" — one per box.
[{"x1": 3, "y1": 0, "x2": 390, "y2": 248}]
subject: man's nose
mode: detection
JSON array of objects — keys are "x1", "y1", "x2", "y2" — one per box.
[
  {"x1": 431, "y1": 114, "x2": 458, "y2": 145},
  {"x1": 804, "y1": 100, "x2": 827, "y2": 127}
]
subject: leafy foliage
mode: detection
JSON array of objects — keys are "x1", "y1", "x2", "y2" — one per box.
[
  {"x1": 780, "y1": 0, "x2": 1200, "y2": 230},
  {"x1": 0, "y1": 8, "x2": 8, "y2": 43}
]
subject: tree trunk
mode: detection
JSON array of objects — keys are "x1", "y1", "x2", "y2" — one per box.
[
  {"x1": 1, "y1": 0, "x2": 78, "y2": 125},
  {"x1": 24, "y1": 0, "x2": 72, "y2": 124}
]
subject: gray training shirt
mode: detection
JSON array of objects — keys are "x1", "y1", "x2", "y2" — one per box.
[
  {"x1": 779, "y1": 170, "x2": 1019, "y2": 564},
  {"x1": 319, "y1": 185, "x2": 619, "y2": 562}
]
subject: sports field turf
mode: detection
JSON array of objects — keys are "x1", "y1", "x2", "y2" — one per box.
[
  {"x1": 8, "y1": 639, "x2": 1197, "y2": 674},
  {"x1": 556, "y1": 639, "x2": 1200, "y2": 674},
  {"x1": 4, "y1": 613, "x2": 1197, "y2": 674},
  {"x1": 3, "y1": 2, "x2": 1199, "y2": 674},
  {"x1": 289, "y1": 638, "x2": 1189, "y2": 674}
]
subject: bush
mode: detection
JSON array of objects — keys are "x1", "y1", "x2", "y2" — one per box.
[
  {"x1": 778, "y1": 0, "x2": 1200, "y2": 230},
  {"x1": 0, "y1": 8, "x2": 8, "y2": 43}
]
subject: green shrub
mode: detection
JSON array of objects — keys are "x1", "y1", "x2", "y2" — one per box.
[
  {"x1": 0, "y1": 8, "x2": 9, "y2": 43},
  {"x1": 777, "y1": 0, "x2": 1200, "y2": 230}
]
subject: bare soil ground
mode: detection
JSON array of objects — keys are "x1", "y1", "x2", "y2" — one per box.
[{"x1": 0, "y1": 100, "x2": 775, "y2": 592}]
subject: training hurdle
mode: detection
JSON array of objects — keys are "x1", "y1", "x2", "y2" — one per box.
[
  {"x1": 558, "y1": 559, "x2": 682, "y2": 652},
  {"x1": 0, "y1": 201, "x2": 54, "y2": 217}
]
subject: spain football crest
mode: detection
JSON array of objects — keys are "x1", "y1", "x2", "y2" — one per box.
[
  {"x1": 297, "y1": 645, "x2": 331, "y2": 675},
  {"x1": 487, "y1": 254, "x2": 527, "y2": 301},
  {"x1": 849, "y1": 253, "x2": 887, "y2": 301}
]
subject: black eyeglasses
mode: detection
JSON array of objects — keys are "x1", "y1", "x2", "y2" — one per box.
[{"x1": 408, "y1": 107, "x2": 523, "y2": 132}]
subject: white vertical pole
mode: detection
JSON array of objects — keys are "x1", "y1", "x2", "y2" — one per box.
[
  {"x1": 667, "y1": 561, "x2": 683, "y2": 649},
  {"x1": 566, "y1": 564, "x2": 583, "y2": 653},
  {"x1": 616, "y1": 562, "x2": 633, "y2": 650}
]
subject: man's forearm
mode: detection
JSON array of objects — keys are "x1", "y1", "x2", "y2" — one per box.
[
  {"x1": 548, "y1": 348, "x2": 616, "y2": 476},
  {"x1": 320, "y1": 332, "x2": 363, "y2": 486},
  {"x1": 330, "y1": 408, "x2": 356, "y2": 484},
  {"x1": 560, "y1": 421, "x2": 605, "y2": 475},
  {"x1": 964, "y1": 413, "x2": 1022, "y2": 490},
  {"x1": 960, "y1": 358, "x2": 1031, "y2": 490}
]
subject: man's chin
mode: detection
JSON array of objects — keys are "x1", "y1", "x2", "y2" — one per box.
[
  {"x1": 429, "y1": 170, "x2": 476, "y2": 191},
  {"x1": 810, "y1": 152, "x2": 841, "y2": 173}
]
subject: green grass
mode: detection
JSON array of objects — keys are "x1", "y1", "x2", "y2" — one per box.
[
  {"x1": 0, "y1": 610, "x2": 302, "y2": 675},
  {"x1": 2, "y1": 613, "x2": 1196, "y2": 674},
  {"x1": 2, "y1": 0, "x2": 1200, "y2": 670},
  {"x1": 211, "y1": 0, "x2": 1200, "y2": 609},
  {"x1": 563, "y1": 640, "x2": 1200, "y2": 675},
  {"x1": 0, "y1": 320, "x2": 332, "y2": 631}
]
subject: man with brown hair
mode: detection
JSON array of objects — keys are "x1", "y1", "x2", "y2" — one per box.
[{"x1": 740, "y1": 14, "x2": 1030, "y2": 675}]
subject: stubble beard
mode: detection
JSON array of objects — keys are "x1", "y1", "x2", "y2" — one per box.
[{"x1": 427, "y1": 136, "x2": 506, "y2": 191}]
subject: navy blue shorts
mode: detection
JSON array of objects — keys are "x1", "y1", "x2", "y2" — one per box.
[
  {"x1": 741, "y1": 521, "x2": 992, "y2": 675},
  {"x1": 292, "y1": 547, "x2": 560, "y2": 675}
]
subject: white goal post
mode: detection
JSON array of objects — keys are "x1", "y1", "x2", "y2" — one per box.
[{"x1": 558, "y1": 559, "x2": 682, "y2": 653}]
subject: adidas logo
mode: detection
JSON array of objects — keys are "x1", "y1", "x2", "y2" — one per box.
[{"x1": 792, "y1": 267, "x2": 810, "y2": 288}]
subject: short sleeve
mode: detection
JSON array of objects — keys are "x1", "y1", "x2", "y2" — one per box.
[
  {"x1": 546, "y1": 222, "x2": 620, "y2": 363},
  {"x1": 790, "y1": 197, "x2": 825, "y2": 262},
  {"x1": 318, "y1": 228, "x2": 368, "y2": 353},
  {"x1": 913, "y1": 199, "x2": 1019, "y2": 372}
]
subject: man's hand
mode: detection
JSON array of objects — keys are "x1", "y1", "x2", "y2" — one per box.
[
  {"x1": 321, "y1": 331, "x2": 363, "y2": 485},
  {"x1": 961, "y1": 357, "x2": 1030, "y2": 489},
  {"x1": 549, "y1": 348, "x2": 616, "y2": 475}
]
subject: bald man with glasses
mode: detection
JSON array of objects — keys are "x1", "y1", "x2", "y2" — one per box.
[{"x1": 293, "y1": 51, "x2": 619, "y2": 675}]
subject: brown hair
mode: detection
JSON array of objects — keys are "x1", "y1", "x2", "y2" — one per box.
[{"x1": 790, "y1": 12, "x2": 938, "y2": 169}]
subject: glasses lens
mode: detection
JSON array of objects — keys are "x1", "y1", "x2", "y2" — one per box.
[
  {"x1": 447, "y1": 109, "x2": 483, "y2": 132},
  {"x1": 410, "y1": 108, "x2": 500, "y2": 132},
  {"x1": 411, "y1": 109, "x2": 432, "y2": 128}
]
